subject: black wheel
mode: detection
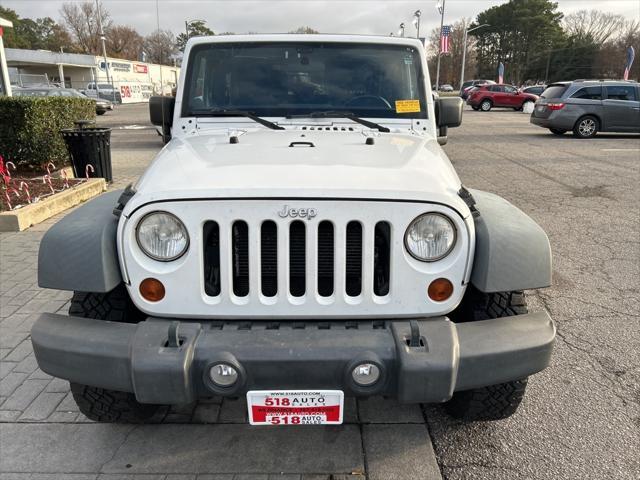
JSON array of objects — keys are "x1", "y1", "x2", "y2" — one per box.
[
  {"x1": 71, "y1": 383, "x2": 159, "y2": 423},
  {"x1": 445, "y1": 289, "x2": 529, "y2": 421},
  {"x1": 549, "y1": 128, "x2": 566, "y2": 135},
  {"x1": 480, "y1": 99, "x2": 492, "y2": 111},
  {"x1": 573, "y1": 115, "x2": 598, "y2": 138},
  {"x1": 69, "y1": 286, "x2": 160, "y2": 423}
]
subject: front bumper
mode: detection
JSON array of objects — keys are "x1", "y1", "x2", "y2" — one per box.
[{"x1": 31, "y1": 312, "x2": 555, "y2": 405}]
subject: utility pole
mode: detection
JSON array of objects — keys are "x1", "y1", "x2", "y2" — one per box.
[
  {"x1": 95, "y1": 0, "x2": 112, "y2": 100},
  {"x1": 460, "y1": 24, "x2": 489, "y2": 90},
  {"x1": 435, "y1": 0, "x2": 446, "y2": 91}
]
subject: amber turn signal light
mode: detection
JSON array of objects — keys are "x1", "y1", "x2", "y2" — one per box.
[
  {"x1": 139, "y1": 278, "x2": 165, "y2": 302},
  {"x1": 428, "y1": 278, "x2": 453, "y2": 302}
]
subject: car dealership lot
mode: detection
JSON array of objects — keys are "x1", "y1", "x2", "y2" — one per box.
[{"x1": 1, "y1": 104, "x2": 638, "y2": 479}]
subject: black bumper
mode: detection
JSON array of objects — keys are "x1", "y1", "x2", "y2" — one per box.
[{"x1": 31, "y1": 313, "x2": 555, "y2": 405}]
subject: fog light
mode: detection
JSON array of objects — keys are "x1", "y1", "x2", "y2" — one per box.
[
  {"x1": 352, "y1": 363, "x2": 380, "y2": 386},
  {"x1": 209, "y1": 363, "x2": 238, "y2": 387},
  {"x1": 139, "y1": 278, "x2": 165, "y2": 302},
  {"x1": 428, "y1": 278, "x2": 453, "y2": 302}
]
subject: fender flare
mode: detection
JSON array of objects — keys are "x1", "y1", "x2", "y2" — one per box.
[
  {"x1": 469, "y1": 189, "x2": 552, "y2": 293},
  {"x1": 38, "y1": 190, "x2": 123, "y2": 293}
]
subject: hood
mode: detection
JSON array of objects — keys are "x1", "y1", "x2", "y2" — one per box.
[{"x1": 128, "y1": 128, "x2": 468, "y2": 216}]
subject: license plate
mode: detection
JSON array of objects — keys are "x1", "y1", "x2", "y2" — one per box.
[{"x1": 246, "y1": 390, "x2": 344, "y2": 425}]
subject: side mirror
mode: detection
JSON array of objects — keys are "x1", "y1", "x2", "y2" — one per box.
[
  {"x1": 435, "y1": 97, "x2": 463, "y2": 145},
  {"x1": 149, "y1": 95, "x2": 175, "y2": 136}
]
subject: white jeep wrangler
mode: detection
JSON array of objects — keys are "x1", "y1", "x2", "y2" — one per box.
[{"x1": 33, "y1": 35, "x2": 555, "y2": 424}]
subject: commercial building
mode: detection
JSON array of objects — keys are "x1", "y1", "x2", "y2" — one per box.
[{"x1": 5, "y1": 48, "x2": 179, "y2": 103}]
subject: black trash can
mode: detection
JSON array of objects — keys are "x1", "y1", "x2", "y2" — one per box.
[{"x1": 61, "y1": 120, "x2": 113, "y2": 182}]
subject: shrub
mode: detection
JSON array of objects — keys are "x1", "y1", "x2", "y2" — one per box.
[{"x1": 0, "y1": 96, "x2": 96, "y2": 171}]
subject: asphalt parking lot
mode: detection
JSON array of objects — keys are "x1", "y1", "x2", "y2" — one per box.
[{"x1": 1, "y1": 103, "x2": 638, "y2": 480}]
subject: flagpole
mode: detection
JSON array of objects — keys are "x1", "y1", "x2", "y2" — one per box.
[{"x1": 435, "y1": 0, "x2": 446, "y2": 91}]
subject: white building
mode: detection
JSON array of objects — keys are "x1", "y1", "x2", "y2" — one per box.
[{"x1": 5, "y1": 48, "x2": 179, "y2": 103}]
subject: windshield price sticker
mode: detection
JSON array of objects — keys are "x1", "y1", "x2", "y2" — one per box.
[
  {"x1": 395, "y1": 99, "x2": 421, "y2": 113},
  {"x1": 247, "y1": 390, "x2": 344, "y2": 425}
]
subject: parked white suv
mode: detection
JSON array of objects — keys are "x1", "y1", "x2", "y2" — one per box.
[{"x1": 33, "y1": 35, "x2": 555, "y2": 425}]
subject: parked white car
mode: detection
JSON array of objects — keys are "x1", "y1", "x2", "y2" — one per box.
[{"x1": 33, "y1": 34, "x2": 555, "y2": 426}]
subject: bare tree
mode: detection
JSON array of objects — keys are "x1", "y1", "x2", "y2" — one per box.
[
  {"x1": 563, "y1": 10, "x2": 625, "y2": 44},
  {"x1": 60, "y1": 1, "x2": 111, "y2": 54},
  {"x1": 426, "y1": 18, "x2": 477, "y2": 88},
  {"x1": 143, "y1": 29, "x2": 177, "y2": 65},
  {"x1": 106, "y1": 25, "x2": 143, "y2": 60},
  {"x1": 289, "y1": 26, "x2": 319, "y2": 34}
]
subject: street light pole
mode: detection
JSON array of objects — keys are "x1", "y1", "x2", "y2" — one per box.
[
  {"x1": 95, "y1": 0, "x2": 111, "y2": 100},
  {"x1": 435, "y1": 0, "x2": 446, "y2": 91},
  {"x1": 413, "y1": 10, "x2": 421, "y2": 38},
  {"x1": 460, "y1": 23, "x2": 489, "y2": 90}
]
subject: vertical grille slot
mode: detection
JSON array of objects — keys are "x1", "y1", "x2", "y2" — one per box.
[
  {"x1": 261, "y1": 221, "x2": 278, "y2": 297},
  {"x1": 374, "y1": 222, "x2": 391, "y2": 296},
  {"x1": 345, "y1": 221, "x2": 363, "y2": 297},
  {"x1": 232, "y1": 221, "x2": 249, "y2": 297},
  {"x1": 203, "y1": 221, "x2": 221, "y2": 297},
  {"x1": 317, "y1": 221, "x2": 334, "y2": 297},
  {"x1": 289, "y1": 220, "x2": 306, "y2": 297}
]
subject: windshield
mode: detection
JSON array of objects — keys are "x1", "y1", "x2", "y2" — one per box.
[{"x1": 183, "y1": 42, "x2": 428, "y2": 119}]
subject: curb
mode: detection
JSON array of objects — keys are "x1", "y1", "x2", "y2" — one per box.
[{"x1": 0, "y1": 178, "x2": 106, "y2": 232}]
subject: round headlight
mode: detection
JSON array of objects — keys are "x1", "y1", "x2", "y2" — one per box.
[
  {"x1": 136, "y1": 211, "x2": 189, "y2": 261},
  {"x1": 404, "y1": 213, "x2": 456, "y2": 261}
]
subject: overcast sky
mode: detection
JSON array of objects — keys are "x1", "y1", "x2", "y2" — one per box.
[{"x1": 3, "y1": 0, "x2": 639, "y2": 37}]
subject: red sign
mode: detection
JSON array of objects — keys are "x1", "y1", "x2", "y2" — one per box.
[{"x1": 134, "y1": 64, "x2": 148, "y2": 74}]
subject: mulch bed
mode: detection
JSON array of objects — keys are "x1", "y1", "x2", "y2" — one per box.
[{"x1": 1, "y1": 176, "x2": 87, "y2": 212}]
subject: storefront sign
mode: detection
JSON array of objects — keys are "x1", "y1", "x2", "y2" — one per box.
[{"x1": 134, "y1": 64, "x2": 148, "y2": 74}]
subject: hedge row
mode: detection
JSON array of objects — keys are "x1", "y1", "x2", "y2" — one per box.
[{"x1": 0, "y1": 96, "x2": 96, "y2": 171}]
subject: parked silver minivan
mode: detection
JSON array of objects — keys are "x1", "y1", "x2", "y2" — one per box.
[{"x1": 530, "y1": 80, "x2": 640, "y2": 138}]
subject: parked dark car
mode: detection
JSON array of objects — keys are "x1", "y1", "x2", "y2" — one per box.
[
  {"x1": 13, "y1": 87, "x2": 113, "y2": 115},
  {"x1": 530, "y1": 80, "x2": 640, "y2": 138},
  {"x1": 522, "y1": 85, "x2": 546, "y2": 96},
  {"x1": 460, "y1": 79, "x2": 496, "y2": 100},
  {"x1": 467, "y1": 84, "x2": 538, "y2": 111}
]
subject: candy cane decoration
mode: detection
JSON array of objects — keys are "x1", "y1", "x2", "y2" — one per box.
[
  {"x1": 85, "y1": 164, "x2": 95, "y2": 179},
  {"x1": 46, "y1": 162, "x2": 56, "y2": 176},
  {"x1": 18, "y1": 181, "x2": 31, "y2": 203},
  {"x1": 43, "y1": 175, "x2": 55, "y2": 195},
  {"x1": 4, "y1": 190, "x2": 12, "y2": 210},
  {"x1": 61, "y1": 169, "x2": 70, "y2": 189},
  {"x1": 4, "y1": 161, "x2": 16, "y2": 186}
]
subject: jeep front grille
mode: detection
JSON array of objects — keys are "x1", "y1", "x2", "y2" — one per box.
[{"x1": 203, "y1": 219, "x2": 391, "y2": 302}]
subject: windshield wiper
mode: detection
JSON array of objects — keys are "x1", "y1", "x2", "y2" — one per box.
[
  {"x1": 287, "y1": 111, "x2": 390, "y2": 133},
  {"x1": 190, "y1": 109, "x2": 284, "y2": 130}
]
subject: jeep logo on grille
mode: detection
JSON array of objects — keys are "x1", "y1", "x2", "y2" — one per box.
[{"x1": 278, "y1": 205, "x2": 317, "y2": 220}]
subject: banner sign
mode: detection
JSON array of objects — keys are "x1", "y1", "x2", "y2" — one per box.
[
  {"x1": 118, "y1": 82, "x2": 153, "y2": 103},
  {"x1": 99, "y1": 61, "x2": 131, "y2": 72},
  {"x1": 624, "y1": 46, "x2": 635, "y2": 81}
]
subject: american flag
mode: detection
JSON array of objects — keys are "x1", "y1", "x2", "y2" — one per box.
[{"x1": 440, "y1": 25, "x2": 452, "y2": 54}]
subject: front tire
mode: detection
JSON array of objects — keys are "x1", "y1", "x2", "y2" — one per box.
[
  {"x1": 71, "y1": 383, "x2": 159, "y2": 423},
  {"x1": 573, "y1": 115, "x2": 599, "y2": 138},
  {"x1": 69, "y1": 286, "x2": 160, "y2": 423},
  {"x1": 445, "y1": 289, "x2": 530, "y2": 421},
  {"x1": 480, "y1": 99, "x2": 492, "y2": 111}
]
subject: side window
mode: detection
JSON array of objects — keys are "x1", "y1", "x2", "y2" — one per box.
[
  {"x1": 503, "y1": 86, "x2": 516, "y2": 93},
  {"x1": 606, "y1": 86, "x2": 637, "y2": 101},
  {"x1": 571, "y1": 86, "x2": 602, "y2": 100},
  {"x1": 488, "y1": 85, "x2": 501, "y2": 92}
]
